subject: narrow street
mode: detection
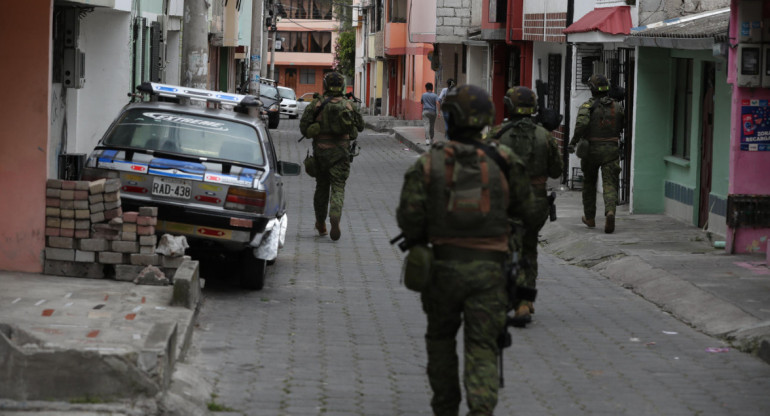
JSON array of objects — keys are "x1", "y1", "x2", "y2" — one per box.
[{"x1": 185, "y1": 119, "x2": 770, "y2": 416}]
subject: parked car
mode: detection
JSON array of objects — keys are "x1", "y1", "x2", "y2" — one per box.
[
  {"x1": 278, "y1": 86, "x2": 299, "y2": 119},
  {"x1": 258, "y1": 82, "x2": 282, "y2": 129},
  {"x1": 81, "y1": 82, "x2": 301, "y2": 290},
  {"x1": 296, "y1": 92, "x2": 318, "y2": 115}
]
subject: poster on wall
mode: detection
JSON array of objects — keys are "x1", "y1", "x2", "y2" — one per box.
[{"x1": 740, "y1": 99, "x2": 770, "y2": 151}]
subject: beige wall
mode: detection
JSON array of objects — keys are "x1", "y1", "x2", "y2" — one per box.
[{"x1": 0, "y1": 1, "x2": 51, "y2": 272}]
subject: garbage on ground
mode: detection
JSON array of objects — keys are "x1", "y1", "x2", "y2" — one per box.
[
  {"x1": 155, "y1": 234, "x2": 189, "y2": 257},
  {"x1": 662, "y1": 331, "x2": 678, "y2": 335},
  {"x1": 714, "y1": 241, "x2": 726, "y2": 248},
  {"x1": 705, "y1": 347, "x2": 730, "y2": 353}
]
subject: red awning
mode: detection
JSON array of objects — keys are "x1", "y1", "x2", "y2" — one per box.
[{"x1": 563, "y1": 6, "x2": 632, "y2": 35}]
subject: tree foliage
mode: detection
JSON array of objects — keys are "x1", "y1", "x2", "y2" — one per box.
[{"x1": 334, "y1": 30, "x2": 356, "y2": 79}]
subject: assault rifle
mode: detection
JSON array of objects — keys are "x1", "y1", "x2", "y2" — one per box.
[
  {"x1": 389, "y1": 233, "x2": 414, "y2": 252},
  {"x1": 548, "y1": 192, "x2": 557, "y2": 222},
  {"x1": 498, "y1": 250, "x2": 536, "y2": 387},
  {"x1": 534, "y1": 59, "x2": 564, "y2": 132},
  {"x1": 349, "y1": 140, "x2": 360, "y2": 163}
]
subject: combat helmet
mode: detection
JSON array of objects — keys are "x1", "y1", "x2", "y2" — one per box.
[
  {"x1": 441, "y1": 84, "x2": 495, "y2": 134},
  {"x1": 323, "y1": 71, "x2": 346, "y2": 95},
  {"x1": 504, "y1": 86, "x2": 537, "y2": 116},
  {"x1": 586, "y1": 74, "x2": 610, "y2": 95}
]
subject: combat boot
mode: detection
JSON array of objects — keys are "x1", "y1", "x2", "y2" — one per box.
[
  {"x1": 605, "y1": 211, "x2": 615, "y2": 234},
  {"x1": 509, "y1": 303, "x2": 532, "y2": 328},
  {"x1": 330, "y1": 216, "x2": 341, "y2": 241},
  {"x1": 582, "y1": 216, "x2": 595, "y2": 228},
  {"x1": 315, "y1": 221, "x2": 327, "y2": 236}
]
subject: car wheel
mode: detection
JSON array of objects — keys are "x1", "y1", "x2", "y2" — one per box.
[
  {"x1": 268, "y1": 113, "x2": 280, "y2": 129},
  {"x1": 240, "y1": 250, "x2": 267, "y2": 290}
]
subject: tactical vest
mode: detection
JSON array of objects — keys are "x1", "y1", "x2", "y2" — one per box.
[
  {"x1": 424, "y1": 142, "x2": 510, "y2": 239},
  {"x1": 587, "y1": 97, "x2": 623, "y2": 139},
  {"x1": 318, "y1": 97, "x2": 357, "y2": 138},
  {"x1": 499, "y1": 118, "x2": 552, "y2": 178}
]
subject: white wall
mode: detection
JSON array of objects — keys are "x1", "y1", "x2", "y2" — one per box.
[
  {"x1": 524, "y1": 0, "x2": 569, "y2": 14},
  {"x1": 466, "y1": 45, "x2": 488, "y2": 91},
  {"x1": 531, "y1": 41, "x2": 566, "y2": 114}
]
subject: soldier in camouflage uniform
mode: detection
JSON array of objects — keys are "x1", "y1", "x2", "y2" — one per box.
[
  {"x1": 300, "y1": 72, "x2": 364, "y2": 241},
  {"x1": 493, "y1": 86, "x2": 562, "y2": 327},
  {"x1": 568, "y1": 74, "x2": 625, "y2": 233},
  {"x1": 396, "y1": 85, "x2": 535, "y2": 416}
]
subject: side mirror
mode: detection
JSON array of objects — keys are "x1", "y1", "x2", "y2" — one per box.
[
  {"x1": 297, "y1": 98, "x2": 305, "y2": 102},
  {"x1": 278, "y1": 161, "x2": 301, "y2": 176}
]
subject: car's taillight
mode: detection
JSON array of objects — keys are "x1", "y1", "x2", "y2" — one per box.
[
  {"x1": 122, "y1": 185, "x2": 149, "y2": 194},
  {"x1": 225, "y1": 188, "x2": 265, "y2": 213}
]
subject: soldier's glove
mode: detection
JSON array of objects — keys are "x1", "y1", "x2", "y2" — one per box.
[{"x1": 567, "y1": 144, "x2": 575, "y2": 154}]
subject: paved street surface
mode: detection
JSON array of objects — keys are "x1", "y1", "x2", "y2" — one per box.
[{"x1": 186, "y1": 118, "x2": 770, "y2": 416}]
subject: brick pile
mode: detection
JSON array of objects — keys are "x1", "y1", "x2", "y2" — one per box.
[{"x1": 44, "y1": 178, "x2": 189, "y2": 281}]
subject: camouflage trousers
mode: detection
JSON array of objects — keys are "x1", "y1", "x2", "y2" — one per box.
[
  {"x1": 580, "y1": 142, "x2": 620, "y2": 219},
  {"x1": 516, "y1": 190, "x2": 550, "y2": 303},
  {"x1": 313, "y1": 145, "x2": 350, "y2": 224},
  {"x1": 421, "y1": 259, "x2": 507, "y2": 416}
]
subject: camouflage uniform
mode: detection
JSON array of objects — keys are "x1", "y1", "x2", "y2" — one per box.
[
  {"x1": 396, "y1": 85, "x2": 535, "y2": 416},
  {"x1": 496, "y1": 115, "x2": 562, "y2": 316},
  {"x1": 300, "y1": 73, "x2": 364, "y2": 240},
  {"x1": 570, "y1": 94, "x2": 624, "y2": 223}
]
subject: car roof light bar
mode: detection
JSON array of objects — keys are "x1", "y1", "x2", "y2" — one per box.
[{"x1": 137, "y1": 82, "x2": 259, "y2": 107}]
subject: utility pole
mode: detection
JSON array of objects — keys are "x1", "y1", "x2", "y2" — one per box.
[
  {"x1": 269, "y1": 1, "x2": 277, "y2": 81},
  {"x1": 181, "y1": 0, "x2": 209, "y2": 89},
  {"x1": 249, "y1": 0, "x2": 264, "y2": 96}
]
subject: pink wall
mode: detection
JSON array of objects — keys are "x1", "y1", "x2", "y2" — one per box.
[
  {"x1": 727, "y1": 0, "x2": 770, "y2": 254},
  {"x1": 0, "y1": 2, "x2": 51, "y2": 272}
]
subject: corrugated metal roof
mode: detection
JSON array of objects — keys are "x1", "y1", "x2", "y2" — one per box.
[{"x1": 629, "y1": 8, "x2": 729, "y2": 41}]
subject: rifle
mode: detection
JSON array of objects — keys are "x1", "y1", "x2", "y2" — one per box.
[
  {"x1": 534, "y1": 60, "x2": 564, "y2": 132},
  {"x1": 389, "y1": 233, "x2": 413, "y2": 252},
  {"x1": 548, "y1": 192, "x2": 557, "y2": 222},
  {"x1": 349, "y1": 140, "x2": 360, "y2": 162},
  {"x1": 498, "y1": 248, "x2": 537, "y2": 387}
]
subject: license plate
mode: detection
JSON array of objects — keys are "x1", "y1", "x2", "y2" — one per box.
[{"x1": 152, "y1": 177, "x2": 192, "y2": 199}]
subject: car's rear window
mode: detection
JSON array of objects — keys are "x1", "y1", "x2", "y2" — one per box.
[
  {"x1": 260, "y1": 85, "x2": 278, "y2": 98},
  {"x1": 278, "y1": 88, "x2": 296, "y2": 100},
  {"x1": 103, "y1": 109, "x2": 265, "y2": 166}
]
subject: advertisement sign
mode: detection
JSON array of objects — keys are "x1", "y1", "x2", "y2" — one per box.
[{"x1": 740, "y1": 99, "x2": 770, "y2": 151}]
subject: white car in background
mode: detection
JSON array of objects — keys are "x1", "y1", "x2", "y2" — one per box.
[
  {"x1": 278, "y1": 86, "x2": 299, "y2": 119},
  {"x1": 296, "y1": 92, "x2": 318, "y2": 115}
]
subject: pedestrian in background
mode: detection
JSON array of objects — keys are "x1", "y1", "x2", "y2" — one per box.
[
  {"x1": 568, "y1": 74, "x2": 625, "y2": 234},
  {"x1": 493, "y1": 86, "x2": 563, "y2": 327},
  {"x1": 396, "y1": 85, "x2": 535, "y2": 416},
  {"x1": 421, "y1": 82, "x2": 439, "y2": 145},
  {"x1": 299, "y1": 71, "x2": 364, "y2": 241},
  {"x1": 437, "y1": 78, "x2": 455, "y2": 103}
]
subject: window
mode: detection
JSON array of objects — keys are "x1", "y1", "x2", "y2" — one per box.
[
  {"x1": 671, "y1": 58, "x2": 693, "y2": 160},
  {"x1": 489, "y1": 0, "x2": 507, "y2": 23},
  {"x1": 300, "y1": 68, "x2": 316, "y2": 84},
  {"x1": 547, "y1": 54, "x2": 561, "y2": 110},
  {"x1": 275, "y1": 31, "x2": 332, "y2": 53},
  {"x1": 278, "y1": 0, "x2": 333, "y2": 20},
  {"x1": 389, "y1": 0, "x2": 406, "y2": 23}
]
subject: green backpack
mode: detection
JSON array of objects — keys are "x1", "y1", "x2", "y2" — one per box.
[{"x1": 320, "y1": 99, "x2": 359, "y2": 138}]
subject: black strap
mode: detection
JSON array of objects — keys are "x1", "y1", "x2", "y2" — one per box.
[
  {"x1": 493, "y1": 121, "x2": 516, "y2": 141},
  {"x1": 457, "y1": 139, "x2": 511, "y2": 179},
  {"x1": 313, "y1": 97, "x2": 334, "y2": 121}
]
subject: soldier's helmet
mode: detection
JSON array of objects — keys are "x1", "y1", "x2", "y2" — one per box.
[
  {"x1": 587, "y1": 74, "x2": 610, "y2": 95},
  {"x1": 504, "y1": 86, "x2": 537, "y2": 116},
  {"x1": 441, "y1": 84, "x2": 495, "y2": 131},
  {"x1": 323, "y1": 71, "x2": 346, "y2": 94}
]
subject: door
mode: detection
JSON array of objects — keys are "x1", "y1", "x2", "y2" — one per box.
[
  {"x1": 285, "y1": 68, "x2": 297, "y2": 92},
  {"x1": 388, "y1": 58, "x2": 397, "y2": 117},
  {"x1": 698, "y1": 63, "x2": 715, "y2": 228}
]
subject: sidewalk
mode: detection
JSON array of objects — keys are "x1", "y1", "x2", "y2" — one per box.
[{"x1": 387, "y1": 121, "x2": 770, "y2": 366}]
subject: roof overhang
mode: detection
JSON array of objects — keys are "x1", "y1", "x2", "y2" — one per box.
[
  {"x1": 564, "y1": 6, "x2": 632, "y2": 36},
  {"x1": 624, "y1": 8, "x2": 729, "y2": 50}
]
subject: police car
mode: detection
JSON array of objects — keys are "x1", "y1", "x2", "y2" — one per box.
[{"x1": 82, "y1": 82, "x2": 301, "y2": 290}]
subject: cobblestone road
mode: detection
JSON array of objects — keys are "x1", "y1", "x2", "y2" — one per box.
[{"x1": 186, "y1": 120, "x2": 770, "y2": 416}]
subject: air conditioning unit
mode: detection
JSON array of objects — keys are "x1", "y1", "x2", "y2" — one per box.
[{"x1": 62, "y1": 48, "x2": 85, "y2": 89}]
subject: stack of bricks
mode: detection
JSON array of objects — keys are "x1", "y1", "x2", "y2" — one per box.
[{"x1": 44, "y1": 178, "x2": 188, "y2": 281}]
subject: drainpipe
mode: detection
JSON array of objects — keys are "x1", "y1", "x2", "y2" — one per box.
[{"x1": 562, "y1": 0, "x2": 574, "y2": 185}]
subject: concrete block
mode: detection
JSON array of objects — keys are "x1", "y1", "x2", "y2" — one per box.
[
  {"x1": 89, "y1": 193, "x2": 104, "y2": 204},
  {"x1": 92, "y1": 229, "x2": 120, "y2": 240},
  {"x1": 45, "y1": 247, "x2": 75, "y2": 261},
  {"x1": 45, "y1": 227, "x2": 60, "y2": 237},
  {"x1": 115, "y1": 264, "x2": 145, "y2": 282},
  {"x1": 137, "y1": 216, "x2": 158, "y2": 226},
  {"x1": 98, "y1": 251, "x2": 126, "y2": 264},
  {"x1": 60, "y1": 209, "x2": 75, "y2": 219},
  {"x1": 139, "y1": 235, "x2": 158, "y2": 246},
  {"x1": 161, "y1": 255, "x2": 191, "y2": 268},
  {"x1": 89, "y1": 178, "x2": 106, "y2": 194},
  {"x1": 109, "y1": 217, "x2": 123, "y2": 226},
  {"x1": 123, "y1": 211, "x2": 139, "y2": 223},
  {"x1": 112, "y1": 241, "x2": 139, "y2": 253},
  {"x1": 60, "y1": 199, "x2": 75, "y2": 209},
  {"x1": 60, "y1": 190, "x2": 74, "y2": 200},
  {"x1": 121, "y1": 231, "x2": 137, "y2": 241},
  {"x1": 104, "y1": 207, "x2": 123, "y2": 220},
  {"x1": 74, "y1": 229, "x2": 90, "y2": 239},
  {"x1": 75, "y1": 250, "x2": 96, "y2": 263},
  {"x1": 73, "y1": 190, "x2": 89, "y2": 200},
  {"x1": 104, "y1": 200, "x2": 122, "y2": 211},
  {"x1": 73, "y1": 200, "x2": 89, "y2": 210},
  {"x1": 75, "y1": 209, "x2": 90, "y2": 219},
  {"x1": 61, "y1": 180, "x2": 76, "y2": 190},
  {"x1": 135, "y1": 265, "x2": 168, "y2": 285},
  {"x1": 104, "y1": 191, "x2": 120, "y2": 203},
  {"x1": 104, "y1": 178, "x2": 121, "y2": 193},
  {"x1": 79, "y1": 238, "x2": 109, "y2": 252},
  {"x1": 75, "y1": 219, "x2": 90, "y2": 230},
  {"x1": 139, "y1": 206, "x2": 158, "y2": 217},
  {"x1": 123, "y1": 223, "x2": 137, "y2": 233},
  {"x1": 140, "y1": 245, "x2": 156, "y2": 254},
  {"x1": 130, "y1": 253, "x2": 160, "y2": 266},
  {"x1": 47, "y1": 236, "x2": 75, "y2": 249},
  {"x1": 90, "y1": 211, "x2": 105, "y2": 224},
  {"x1": 74, "y1": 180, "x2": 90, "y2": 191},
  {"x1": 137, "y1": 225, "x2": 155, "y2": 236},
  {"x1": 46, "y1": 178, "x2": 63, "y2": 189},
  {"x1": 60, "y1": 218, "x2": 75, "y2": 229},
  {"x1": 90, "y1": 202, "x2": 105, "y2": 213},
  {"x1": 45, "y1": 188, "x2": 61, "y2": 198},
  {"x1": 44, "y1": 259, "x2": 105, "y2": 278},
  {"x1": 60, "y1": 228, "x2": 74, "y2": 238},
  {"x1": 172, "y1": 260, "x2": 201, "y2": 309},
  {"x1": 45, "y1": 207, "x2": 60, "y2": 217},
  {"x1": 45, "y1": 217, "x2": 61, "y2": 228},
  {"x1": 45, "y1": 198, "x2": 60, "y2": 207}
]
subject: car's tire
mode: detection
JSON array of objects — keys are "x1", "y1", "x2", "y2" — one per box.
[
  {"x1": 268, "y1": 113, "x2": 280, "y2": 129},
  {"x1": 240, "y1": 251, "x2": 267, "y2": 290}
]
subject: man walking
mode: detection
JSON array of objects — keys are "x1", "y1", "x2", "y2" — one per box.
[
  {"x1": 421, "y1": 82, "x2": 439, "y2": 145},
  {"x1": 437, "y1": 78, "x2": 455, "y2": 103},
  {"x1": 396, "y1": 85, "x2": 534, "y2": 416},
  {"x1": 568, "y1": 74, "x2": 625, "y2": 234},
  {"x1": 493, "y1": 86, "x2": 563, "y2": 327},
  {"x1": 299, "y1": 71, "x2": 364, "y2": 241}
]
